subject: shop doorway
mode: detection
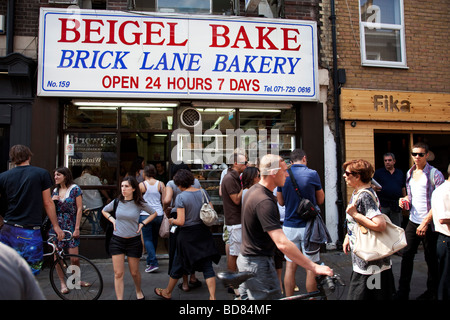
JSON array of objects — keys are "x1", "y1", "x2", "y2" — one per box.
[
  {"x1": 120, "y1": 132, "x2": 171, "y2": 184},
  {"x1": 120, "y1": 132, "x2": 171, "y2": 256},
  {"x1": 374, "y1": 133, "x2": 410, "y2": 174},
  {"x1": 374, "y1": 132, "x2": 450, "y2": 178}
]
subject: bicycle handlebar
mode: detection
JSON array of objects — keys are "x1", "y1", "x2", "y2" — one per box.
[
  {"x1": 48, "y1": 230, "x2": 73, "y2": 242},
  {"x1": 316, "y1": 274, "x2": 345, "y2": 292}
]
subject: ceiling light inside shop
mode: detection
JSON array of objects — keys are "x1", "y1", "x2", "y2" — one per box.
[{"x1": 72, "y1": 100, "x2": 179, "y2": 109}]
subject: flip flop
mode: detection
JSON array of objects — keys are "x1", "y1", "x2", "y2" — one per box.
[
  {"x1": 61, "y1": 287, "x2": 70, "y2": 294},
  {"x1": 177, "y1": 283, "x2": 190, "y2": 292},
  {"x1": 188, "y1": 279, "x2": 202, "y2": 288},
  {"x1": 80, "y1": 281, "x2": 92, "y2": 287},
  {"x1": 154, "y1": 288, "x2": 171, "y2": 300}
]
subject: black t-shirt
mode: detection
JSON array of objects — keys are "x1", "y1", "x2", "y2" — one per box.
[
  {"x1": 241, "y1": 183, "x2": 282, "y2": 256},
  {"x1": 221, "y1": 169, "x2": 242, "y2": 225},
  {"x1": 0, "y1": 165, "x2": 53, "y2": 226}
]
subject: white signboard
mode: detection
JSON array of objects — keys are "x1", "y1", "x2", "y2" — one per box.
[{"x1": 38, "y1": 8, "x2": 319, "y2": 101}]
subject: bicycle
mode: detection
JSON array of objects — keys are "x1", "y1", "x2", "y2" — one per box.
[
  {"x1": 43, "y1": 230, "x2": 104, "y2": 300},
  {"x1": 217, "y1": 270, "x2": 345, "y2": 300}
]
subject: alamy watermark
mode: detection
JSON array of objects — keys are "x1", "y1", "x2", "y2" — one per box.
[{"x1": 170, "y1": 121, "x2": 280, "y2": 165}]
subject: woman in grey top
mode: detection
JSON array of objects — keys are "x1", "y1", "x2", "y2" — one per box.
[
  {"x1": 102, "y1": 176, "x2": 157, "y2": 300},
  {"x1": 162, "y1": 163, "x2": 202, "y2": 291},
  {"x1": 155, "y1": 169, "x2": 220, "y2": 300}
]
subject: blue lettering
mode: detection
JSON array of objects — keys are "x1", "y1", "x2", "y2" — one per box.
[
  {"x1": 259, "y1": 56, "x2": 272, "y2": 73},
  {"x1": 89, "y1": 51, "x2": 100, "y2": 69},
  {"x1": 272, "y1": 57, "x2": 287, "y2": 74},
  {"x1": 58, "y1": 50, "x2": 74, "y2": 68},
  {"x1": 140, "y1": 52, "x2": 153, "y2": 70},
  {"x1": 187, "y1": 53, "x2": 202, "y2": 71},
  {"x1": 287, "y1": 57, "x2": 301, "y2": 74},
  {"x1": 99, "y1": 51, "x2": 113, "y2": 69},
  {"x1": 242, "y1": 55, "x2": 258, "y2": 73},
  {"x1": 213, "y1": 54, "x2": 228, "y2": 72},
  {"x1": 73, "y1": 50, "x2": 90, "y2": 69},
  {"x1": 226, "y1": 55, "x2": 241, "y2": 73},
  {"x1": 170, "y1": 53, "x2": 188, "y2": 71},
  {"x1": 154, "y1": 53, "x2": 169, "y2": 70},
  {"x1": 112, "y1": 51, "x2": 129, "y2": 69}
]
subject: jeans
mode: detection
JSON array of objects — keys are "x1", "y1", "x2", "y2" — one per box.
[
  {"x1": 237, "y1": 254, "x2": 282, "y2": 300},
  {"x1": 398, "y1": 220, "x2": 438, "y2": 298},
  {"x1": 437, "y1": 233, "x2": 450, "y2": 300},
  {"x1": 139, "y1": 215, "x2": 163, "y2": 267}
]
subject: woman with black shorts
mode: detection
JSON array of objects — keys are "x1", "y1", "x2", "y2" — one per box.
[{"x1": 102, "y1": 176, "x2": 157, "y2": 300}]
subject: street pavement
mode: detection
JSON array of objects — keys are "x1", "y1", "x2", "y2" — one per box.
[{"x1": 35, "y1": 247, "x2": 430, "y2": 301}]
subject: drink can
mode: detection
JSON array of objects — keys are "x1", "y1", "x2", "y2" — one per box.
[{"x1": 401, "y1": 199, "x2": 410, "y2": 210}]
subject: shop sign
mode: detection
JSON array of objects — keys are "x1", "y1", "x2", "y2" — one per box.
[
  {"x1": 37, "y1": 8, "x2": 318, "y2": 101},
  {"x1": 340, "y1": 88, "x2": 450, "y2": 122}
]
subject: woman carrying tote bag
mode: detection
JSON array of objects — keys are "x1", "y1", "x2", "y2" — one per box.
[{"x1": 342, "y1": 159, "x2": 396, "y2": 300}]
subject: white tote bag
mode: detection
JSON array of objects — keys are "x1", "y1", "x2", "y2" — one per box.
[{"x1": 352, "y1": 190, "x2": 407, "y2": 261}]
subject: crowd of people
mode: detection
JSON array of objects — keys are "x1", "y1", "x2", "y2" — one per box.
[{"x1": 0, "y1": 143, "x2": 448, "y2": 301}]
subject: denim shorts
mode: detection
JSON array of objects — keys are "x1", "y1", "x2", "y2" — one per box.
[
  {"x1": 282, "y1": 225, "x2": 320, "y2": 263},
  {"x1": 109, "y1": 235, "x2": 143, "y2": 258}
]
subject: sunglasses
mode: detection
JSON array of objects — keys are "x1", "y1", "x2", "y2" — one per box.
[
  {"x1": 411, "y1": 152, "x2": 426, "y2": 157},
  {"x1": 344, "y1": 171, "x2": 355, "y2": 176}
]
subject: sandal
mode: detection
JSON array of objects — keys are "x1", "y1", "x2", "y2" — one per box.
[
  {"x1": 189, "y1": 279, "x2": 202, "y2": 289},
  {"x1": 61, "y1": 287, "x2": 70, "y2": 294},
  {"x1": 154, "y1": 288, "x2": 171, "y2": 300},
  {"x1": 178, "y1": 283, "x2": 190, "y2": 292},
  {"x1": 80, "y1": 281, "x2": 92, "y2": 287}
]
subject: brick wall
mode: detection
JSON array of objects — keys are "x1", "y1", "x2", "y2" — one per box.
[
  {"x1": 334, "y1": 0, "x2": 449, "y2": 93},
  {"x1": 3, "y1": 0, "x2": 321, "y2": 37}
]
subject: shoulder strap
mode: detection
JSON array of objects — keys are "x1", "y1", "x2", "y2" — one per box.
[
  {"x1": 288, "y1": 168, "x2": 304, "y2": 200},
  {"x1": 111, "y1": 198, "x2": 119, "y2": 218},
  {"x1": 200, "y1": 188, "x2": 208, "y2": 204}
]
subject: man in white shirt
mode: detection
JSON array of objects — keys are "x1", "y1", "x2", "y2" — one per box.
[
  {"x1": 397, "y1": 142, "x2": 445, "y2": 300},
  {"x1": 431, "y1": 164, "x2": 450, "y2": 300}
]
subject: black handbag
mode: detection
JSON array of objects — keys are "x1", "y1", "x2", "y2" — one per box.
[{"x1": 287, "y1": 168, "x2": 318, "y2": 221}]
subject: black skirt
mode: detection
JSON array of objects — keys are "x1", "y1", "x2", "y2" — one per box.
[{"x1": 176, "y1": 223, "x2": 221, "y2": 273}]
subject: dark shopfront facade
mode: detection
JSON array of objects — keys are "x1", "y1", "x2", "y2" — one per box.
[
  {"x1": 4, "y1": 8, "x2": 328, "y2": 258},
  {"x1": 48, "y1": 95, "x2": 324, "y2": 259}
]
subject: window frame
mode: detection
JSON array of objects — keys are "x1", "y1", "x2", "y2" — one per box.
[{"x1": 359, "y1": 0, "x2": 408, "y2": 69}]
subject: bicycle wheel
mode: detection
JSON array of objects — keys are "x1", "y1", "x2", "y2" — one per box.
[{"x1": 49, "y1": 254, "x2": 103, "y2": 300}]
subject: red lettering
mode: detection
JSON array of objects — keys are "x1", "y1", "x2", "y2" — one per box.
[
  {"x1": 167, "y1": 23, "x2": 188, "y2": 46},
  {"x1": 102, "y1": 75, "x2": 139, "y2": 89},
  {"x1": 118, "y1": 21, "x2": 141, "y2": 45},
  {"x1": 281, "y1": 28, "x2": 301, "y2": 51},
  {"x1": 143, "y1": 22, "x2": 165, "y2": 45},
  {"x1": 256, "y1": 27, "x2": 278, "y2": 50},
  {"x1": 83, "y1": 19, "x2": 104, "y2": 44},
  {"x1": 231, "y1": 26, "x2": 254, "y2": 49},
  {"x1": 209, "y1": 24, "x2": 230, "y2": 48},
  {"x1": 58, "y1": 18, "x2": 81, "y2": 43},
  {"x1": 106, "y1": 20, "x2": 118, "y2": 44}
]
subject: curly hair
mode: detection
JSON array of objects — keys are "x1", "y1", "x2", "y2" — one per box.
[
  {"x1": 173, "y1": 169, "x2": 195, "y2": 189},
  {"x1": 343, "y1": 159, "x2": 374, "y2": 184}
]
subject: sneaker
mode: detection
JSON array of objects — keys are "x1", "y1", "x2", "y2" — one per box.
[{"x1": 145, "y1": 265, "x2": 159, "y2": 273}]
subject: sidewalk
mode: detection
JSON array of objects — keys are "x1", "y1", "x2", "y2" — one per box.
[{"x1": 35, "y1": 248, "x2": 429, "y2": 301}]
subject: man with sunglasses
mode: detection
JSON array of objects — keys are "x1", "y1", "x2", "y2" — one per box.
[{"x1": 396, "y1": 142, "x2": 445, "y2": 300}]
